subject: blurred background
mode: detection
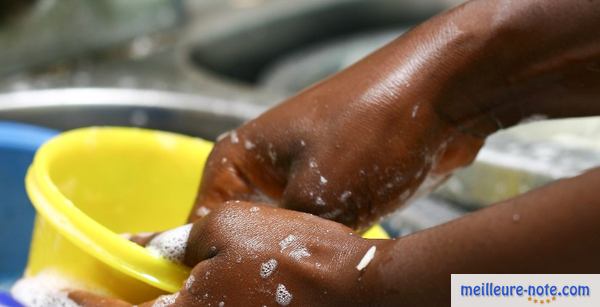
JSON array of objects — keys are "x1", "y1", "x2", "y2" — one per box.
[{"x1": 1, "y1": 0, "x2": 600, "y2": 289}]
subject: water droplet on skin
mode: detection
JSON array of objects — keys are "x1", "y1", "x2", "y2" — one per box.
[
  {"x1": 319, "y1": 176, "x2": 328, "y2": 185},
  {"x1": 250, "y1": 206, "x2": 260, "y2": 213},
  {"x1": 512, "y1": 213, "x2": 521, "y2": 222},
  {"x1": 221, "y1": 157, "x2": 228, "y2": 164},
  {"x1": 218, "y1": 302, "x2": 225, "y2": 307},
  {"x1": 300, "y1": 140, "x2": 306, "y2": 147}
]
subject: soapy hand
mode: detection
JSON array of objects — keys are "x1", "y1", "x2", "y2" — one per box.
[
  {"x1": 191, "y1": 76, "x2": 483, "y2": 229},
  {"x1": 70, "y1": 202, "x2": 388, "y2": 307}
]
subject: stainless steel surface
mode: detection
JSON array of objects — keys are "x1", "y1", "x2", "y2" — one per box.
[
  {"x1": 437, "y1": 117, "x2": 600, "y2": 208},
  {"x1": 259, "y1": 29, "x2": 404, "y2": 94},
  {"x1": 383, "y1": 196, "x2": 467, "y2": 237},
  {"x1": 182, "y1": 0, "x2": 462, "y2": 104},
  {"x1": 0, "y1": 88, "x2": 266, "y2": 140},
  {"x1": 0, "y1": 0, "x2": 181, "y2": 76}
]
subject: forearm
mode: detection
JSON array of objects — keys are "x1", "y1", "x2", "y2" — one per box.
[
  {"x1": 330, "y1": 0, "x2": 600, "y2": 137},
  {"x1": 364, "y1": 167, "x2": 600, "y2": 306},
  {"x1": 434, "y1": 0, "x2": 600, "y2": 135}
]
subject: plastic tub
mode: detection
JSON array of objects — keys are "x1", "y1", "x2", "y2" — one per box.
[
  {"x1": 0, "y1": 121, "x2": 57, "y2": 291},
  {"x1": 25, "y1": 127, "x2": 387, "y2": 303}
]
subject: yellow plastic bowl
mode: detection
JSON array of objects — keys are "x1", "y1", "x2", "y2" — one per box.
[{"x1": 25, "y1": 127, "x2": 388, "y2": 303}]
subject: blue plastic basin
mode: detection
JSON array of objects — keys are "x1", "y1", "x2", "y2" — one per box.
[{"x1": 0, "y1": 122, "x2": 57, "y2": 291}]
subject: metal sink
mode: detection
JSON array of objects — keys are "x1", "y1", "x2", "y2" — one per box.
[{"x1": 0, "y1": 88, "x2": 265, "y2": 140}]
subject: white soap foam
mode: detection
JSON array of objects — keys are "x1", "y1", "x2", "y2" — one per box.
[
  {"x1": 339, "y1": 191, "x2": 352, "y2": 203},
  {"x1": 267, "y1": 143, "x2": 277, "y2": 163},
  {"x1": 319, "y1": 176, "x2": 328, "y2": 185},
  {"x1": 356, "y1": 246, "x2": 377, "y2": 271},
  {"x1": 279, "y1": 235, "x2": 297, "y2": 251},
  {"x1": 244, "y1": 140, "x2": 255, "y2": 150},
  {"x1": 289, "y1": 247, "x2": 311, "y2": 260},
  {"x1": 249, "y1": 206, "x2": 260, "y2": 213},
  {"x1": 153, "y1": 292, "x2": 179, "y2": 307},
  {"x1": 218, "y1": 301, "x2": 225, "y2": 307},
  {"x1": 196, "y1": 206, "x2": 211, "y2": 217},
  {"x1": 260, "y1": 259, "x2": 278, "y2": 278},
  {"x1": 315, "y1": 196, "x2": 326, "y2": 206},
  {"x1": 275, "y1": 284, "x2": 293, "y2": 306},
  {"x1": 229, "y1": 131, "x2": 239, "y2": 144},
  {"x1": 146, "y1": 224, "x2": 193, "y2": 264},
  {"x1": 184, "y1": 275, "x2": 195, "y2": 291},
  {"x1": 11, "y1": 271, "x2": 84, "y2": 307}
]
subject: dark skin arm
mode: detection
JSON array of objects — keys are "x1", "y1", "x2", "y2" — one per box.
[
  {"x1": 69, "y1": 0, "x2": 600, "y2": 305},
  {"x1": 190, "y1": 0, "x2": 600, "y2": 230},
  {"x1": 70, "y1": 168, "x2": 600, "y2": 306}
]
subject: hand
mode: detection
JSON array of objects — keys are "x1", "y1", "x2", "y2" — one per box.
[
  {"x1": 192, "y1": 73, "x2": 483, "y2": 229},
  {"x1": 176, "y1": 201, "x2": 386, "y2": 306},
  {"x1": 68, "y1": 201, "x2": 388, "y2": 306}
]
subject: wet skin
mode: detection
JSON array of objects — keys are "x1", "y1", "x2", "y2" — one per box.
[{"x1": 68, "y1": 0, "x2": 600, "y2": 306}]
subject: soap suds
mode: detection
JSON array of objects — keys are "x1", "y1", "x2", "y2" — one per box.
[
  {"x1": 153, "y1": 292, "x2": 179, "y2": 307},
  {"x1": 260, "y1": 259, "x2": 278, "y2": 278},
  {"x1": 289, "y1": 247, "x2": 311, "y2": 260},
  {"x1": 356, "y1": 246, "x2": 377, "y2": 271},
  {"x1": 11, "y1": 271, "x2": 85, "y2": 307},
  {"x1": 279, "y1": 235, "x2": 297, "y2": 251},
  {"x1": 196, "y1": 206, "x2": 211, "y2": 217},
  {"x1": 339, "y1": 191, "x2": 352, "y2": 203},
  {"x1": 315, "y1": 196, "x2": 326, "y2": 206},
  {"x1": 244, "y1": 140, "x2": 256, "y2": 150},
  {"x1": 275, "y1": 284, "x2": 293, "y2": 306},
  {"x1": 229, "y1": 131, "x2": 239, "y2": 144},
  {"x1": 319, "y1": 176, "x2": 328, "y2": 185},
  {"x1": 146, "y1": 224, "x2": 193, "y2": 263},
  {"x1": 185, "y1": 275, "x2": 195, "y2": 291}
]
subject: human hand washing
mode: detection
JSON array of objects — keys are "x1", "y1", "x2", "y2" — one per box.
[{"x1": 13, "y1": 0, "x2": 600, "y2": 305}]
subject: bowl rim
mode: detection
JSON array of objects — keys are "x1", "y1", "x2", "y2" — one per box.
[{"x1": 25, "y1": 126, "x2": 212, "y2": 293}]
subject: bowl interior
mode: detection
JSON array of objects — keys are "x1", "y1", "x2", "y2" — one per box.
[{"x1": 47, "y1": 129, "x2": 205, "y2": 234}]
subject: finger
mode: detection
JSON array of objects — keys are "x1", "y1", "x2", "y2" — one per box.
[
  {"x1": 183, "y1": 215, "x2": 224, "y2": 267},
  {"x1": 189, "y1": 140, "x2": 262, "y2": 222},
  {"x1": 120, "y1": 231, "x2": 159, "y2": 247},
  {"x1": 68, "y1": 290, "x2": 131, "y2": 307}
]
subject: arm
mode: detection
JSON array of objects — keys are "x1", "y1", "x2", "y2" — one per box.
[
  {"x1": 191, "y1": 0, "x2": 600, "y2": 229},
  {"x1": 365, "y1": 167, "x2": 600, "y2": 305}
]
